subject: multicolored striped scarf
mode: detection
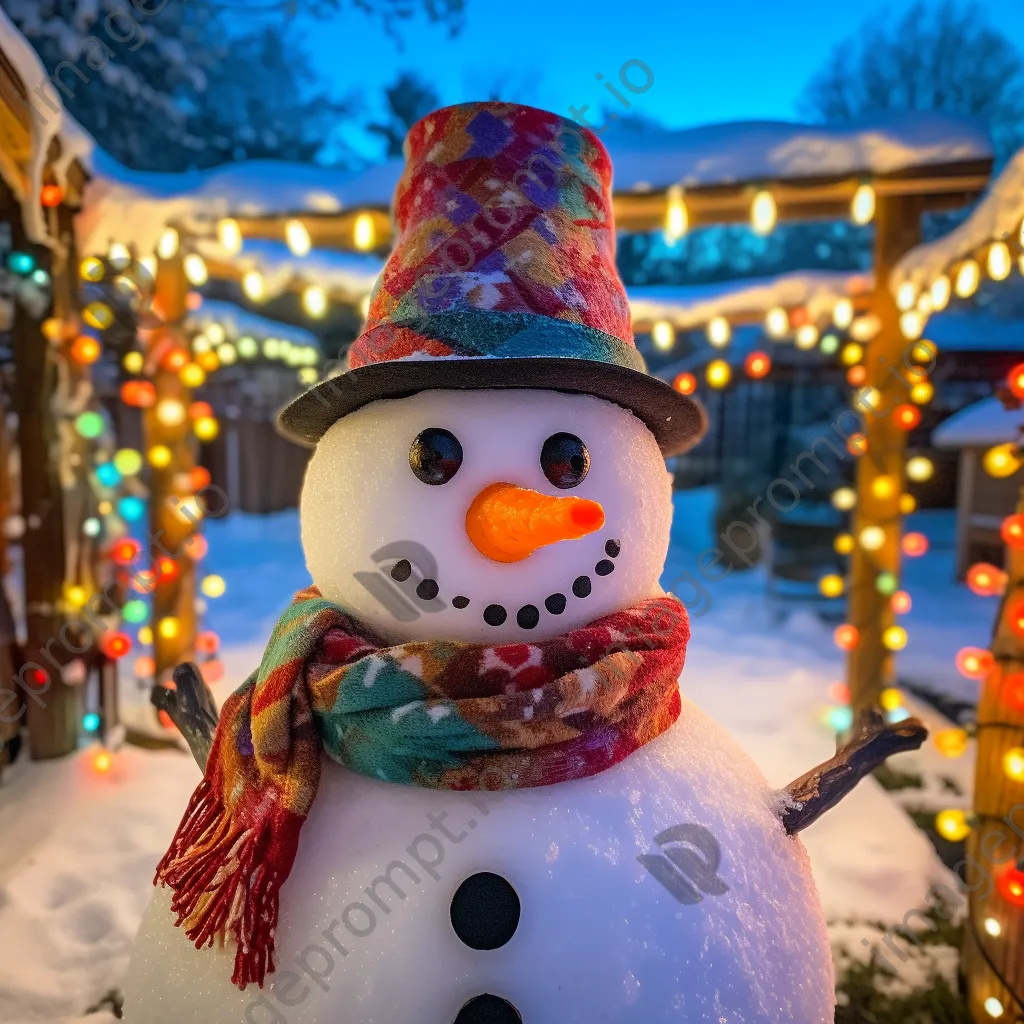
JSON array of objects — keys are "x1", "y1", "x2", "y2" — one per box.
[{"x1": 156, "y1": 587, "x2": 690, "y2": 989}]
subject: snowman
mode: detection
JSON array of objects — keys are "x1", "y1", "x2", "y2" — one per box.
[{"x1": 127, "y1": 102, "x2": 926, "y2": 1024}]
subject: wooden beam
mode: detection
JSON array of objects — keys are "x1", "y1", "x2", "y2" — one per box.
[{"x1": 846, "y1": 193, "x2": 923, "y2": 713}]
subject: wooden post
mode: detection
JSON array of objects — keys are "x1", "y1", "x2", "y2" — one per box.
[
  {"x1": 11, "y1": 213, "x2": 78, "y2": 758},
  {"x1": 963, "y1": 485, "x2": 1024, "y2": 1022},
  {"x1": 146, "y1": 254, "x2": 196, "y2": 684},
  {"x1": 846, "y1": 195, "x2": 922, "y2": 714}
]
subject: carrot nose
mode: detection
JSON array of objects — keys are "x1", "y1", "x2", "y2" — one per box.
[{"x1": 465, "y1": 482, "x2": 605, "y2": 563}]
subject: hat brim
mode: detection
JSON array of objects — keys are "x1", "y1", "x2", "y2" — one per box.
[{"x1": 277, "y1": 357, "x2": 707, "y2": 456}]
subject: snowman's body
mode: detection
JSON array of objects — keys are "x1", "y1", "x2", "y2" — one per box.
[{"x1": 124, "y1": 389, "x2": 835, "y2": 1022}]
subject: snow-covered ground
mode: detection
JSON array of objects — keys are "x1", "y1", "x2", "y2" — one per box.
[{"x1": 0, "y1": 491, "x2": 991, "y2": 1022}]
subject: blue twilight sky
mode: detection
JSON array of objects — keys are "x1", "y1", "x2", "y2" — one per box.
[{"x1": 277, "y1": 0, "x2": 1024, "y2": 158}]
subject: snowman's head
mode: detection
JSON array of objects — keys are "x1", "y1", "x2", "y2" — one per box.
[{"x1": 300, "y1": 388, "x2": 673, "y2": 644}]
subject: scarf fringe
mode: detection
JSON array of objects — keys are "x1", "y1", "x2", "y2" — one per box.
[{"x1": 155, "y1": 778, "x2": 297, "y2": 989}]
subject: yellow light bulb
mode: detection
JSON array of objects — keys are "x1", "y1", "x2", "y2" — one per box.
[
  {"x1": 896, "y1": 281, "x2": 917, "y2": 311},
  {"x1": 906, "y1": 456, "x2": 934, "y2": 482},
  {"x1": 286, "y1": 218, "x2": 312, "y2": 256},
  {"x1": 194, "y1": 416, "x2": 219, "y2": 442},
  {"x1": 138, "y1": 625, "x2": 153, "y2": 645},
  {"x1": 183, "y1": 254, "x2": 208, "y2": 286},
  {"x1": 983, "y1": 443, "x2": 1022, "y2": 479},
  {"x1": 242, "y1": 270, "x2": 266, "y2": 302},
  {"x1": 706, "y1": 359, "x2": 732, "y2": 389},
  {"x1": 899, "y1": 310, "x2": 925, "y2": 340},
  {"x1": 353, "y1": 212, "x2": 377, "y2": 251},
  {"x1": 217, "y1": 218, "x2": 242, "y2": 255},
  {"x1": 64, "y1": 583, "x2": 87, "y2": 608},
  {"x1": 834, "y1": 533, "x2": 855, "y2": 555},
  {"x1": 851, "y1": 183, "x2": 875, "y2": 226},
  {"x1": 983, "y1": 917, "x2": 1001, "y2": 937},
  {"x1": 832, "y1": 298, "x2": 854, "y2": 330},
  {"x1": 765, "y1": 306, "x2": 789, "y2": 338},
  {"x1": 988, "y1": 240, "x2": 1011, "y2": 281},
  {"x1": 750, "y1": 190, "x2": 777, "y2": 236},
  {"x1": 155, "y1": 399, "x2": 187, "y2": 427},
  {"x1": 1003, "y1": 746, "x2": 1024, "y2": 782},
  {"x1": 880, "y1": 687, "x2": 903, "y2": 712},
  {"x1": 935, "y1": 808, "x2": 971, "y2": 842},
  {"x1": 664, "y1": 185, "x2": 688, "y2": 242},
  {"x1": 651, "y1": 320, "x2": 675, "y2": 351},
  {"x1": 831, "y1": 487, "x2": 857, "y2": 511},
  {"x1": 795, "y1": 324, "x2": 819, "y2": 350},
  {"x1": 157, "y1": 227, "x2": 179, "y2": 260},
  {"x1": 930, "y1": 274, "x2": 951, "y2": 311},
  {"x1": 872, "y1": 475, "x2": 898, "y2": 500},
  {"x1": 883, "y1": 625, "x2": 908, "y2": 651},
  {"x1": 123, "y1": 351, "x2": 144, "y2": 374},
  {"x1": 201, "y1": 574, "x2": 226, "y2": 598},
  {"x1": 954, "y1": 259, "x2": 980, "y2": 298},
  {"x1": 899, "y1": 494, "x2": 917, "y2": 515},
  {"x1": 860, "y1": 526, "x2": 886, "y2": 551},
  {"x1": 818, "y1": 574, "x2": 845, "y2": 598},
  {"x1": 179, "y1": 362, "x2": 206, "y2": 388},
  {"x1": 984, "y1": 997, "x2": 1004, "y2": 1019},
  {"x1": 148, "y1": 444, "x2": 173, "y2": 468},
  {"x1": 157, "y1": 617, "x2": 180, "y2": 640},
  {"x1": 707, "y1": 317, "x2": 731, "y2": 347},
  {"x1": 840, "y1": 342, "x2": 864, "y2": 366},
  {"x1": 80, "y1": 256, "x2": 105, "y2": 282},
  {"x1": 934, "y1": 727, "x2": 969, "y2": 759},
  {"x1": 910, "y1": 380, "x2": 934, "y2": 405},
  {"x1": 302, "y1": 285, "x2": 328, "y2": 319}
]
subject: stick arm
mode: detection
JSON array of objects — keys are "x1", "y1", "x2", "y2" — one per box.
[{"x1": 151, "y1": 662, "x2": 220, "y2": 770}]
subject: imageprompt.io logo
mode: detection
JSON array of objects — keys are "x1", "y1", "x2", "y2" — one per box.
[
  {"x1": 637, "y1": 824, "x2": 730, "y2": 905},
  {"x1": 354, "y1": 541, "x2": 446, "y2": 622}
]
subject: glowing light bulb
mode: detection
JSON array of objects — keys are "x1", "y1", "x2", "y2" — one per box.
[
  {"x1": 237, "y1": 336, "x2": 258, "y2": 359},
  {"x1": 983, "y1": 917, "x2": 1001, "y2": 937},
  {"x1": 859, "y1": 526, "x2": 886, "y2": 551},
  {"x1": 983, "y1": 443, "x2": 1022, "y2": 479},
  {"x1": 834, "y1": 624, "x2": 859, "y2": 651},
  {"x1": 179, "y1": 362, "x2": 206, "y2": 388},
  {"x1": 883, "y1": 625, "x2": 908, "y2": 651},
  {"x1": 988, "y1": 240, "x2": 1011, "y2": 281},
  {"x1": 795, "y1": 324, "x2": 819, "y2": 349},
  {"x1": 744, "y1": 351, "x2": 771, "y2": 379},
  {"x1": 157, "y1": 617, "x2": 180, "y2": 640},
  {"x1": 765, "y1": 306, "x2": 789, "y2": 338},
  {"x1": 899, "y1": 310, "x2": 924, "y2": 340},
  {"x1": 183, "y1": 254, "x2": 208, "y2": 286},
  {"x1": 966, "y1": 562, "x2": 1007, "y2": 597},
  {"x1": 217, "y1": 343, "x2": 237, "y2": 365},
  {"x1": 1002, "y1": 513, "x2": 1024, "y2": 549},
  {"x1": 818, "y1": 574, "x2": 844, "y2": 598},
  {"x1": 201, "y1": 574, "x2": 226, "y2": 598},
  {"x1": 906, "y1": 456, "x2": 934, "y2": 482},
  {"x1": 834, "y1": 533, "x2": 855, "y2": 555},
  {"x1": 194, "y1": 416, "x2": 219, "y2": 441},
  {"x1": 302, "y1": 285, "x2": 328, "y2": 319},
  {"x1": 934, "y1": 728, "x2": 968, "y2": 758},
  {"x1": 831, "y1": 487, "x2": 856, "y2": 511},
  {"x1": 80, "y1": 256, "x2": 104, "y2": 282},
  {"x1": 750, "y1": 190, "x2": 777, "y2": 235},
  {"x1": 217, "y1": 218, "x2": 242, "y2": 255},
  {"x1": 157, "y1": 227, "x2": 179, "y2": 260},
  {"x1": 896, "y1": 281, "x2": 917, "y2": 311},
  {"x1": 954, "y1": 259, "x2": 980, "y2": 298},
  {"x1": 983, "y1": 997, "x2": 1003, "y2": 1018},
  {"x1": 651, "y1": 320, "x2": 675, "y2": 351},
  {"x1": 955, "y1": 646, "x2": 992, "y2": 680},
  {"x1": 902, "y1": 532, "x2": 929, "y2": 557},
  {"x1": 832, "y1": 298, "x2": 854, "y2": 330},
  {"x1": 353, "y1": 212, "x2": 376, "y2": 251},
  {"x1": 93, "y1": 750, "x2": 112, "y2": 774},
  {"x1": 673, "y1": 372, "x2": 697, "y2": 395},
  {"x1": 935, "y1": 809, "x2": 971, "y2": 842},
  {"x1": 1003, "y1": 747, "x2": 1024, "y2": 782},
  {"x1": 108, "y1": 242, "x2": 131, "y2": 269},
  {"x1": 929, "y1": 274, "x2": 951, "y2": 311},
  {"x1": 148, "y1": 444, "x2": 172, "y2": 468},
  {"x1": 840, "y1": 342, "x2": 864, "y2": 366},
  {"x1": 706, "y1": 359, "x2": 732, "y2": 389},
  {"x1": 155, "y1": 399, "x2": 187, "y2": 427},
  {"x1": 851, "y1": 183, "x2": 875, "y2": 225},
  {"x1": 664, "y1": 185, "x2": 688, "y2": 242},
  {"x1": 872, "y1": 475, "x2": 898, "y2": 500},
  {"x1": 707, "y1": 317, "x2": 731, "y2": 347},
  {"x1": 242, "y1": 270, "x2": 266, "y2": 302},
  {"x1": 854, "y1": 386, "x2": 881, "y2": 413},
  {"x1": 910, "y1": 380, "x2": 934, "y2": 405}
]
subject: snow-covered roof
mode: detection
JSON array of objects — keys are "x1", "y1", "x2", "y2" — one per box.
[
  {"x1": 188, "y1": 299, "x2": 320, "y2": 347},
  {"x1": 0, "y1": 6, "x2": 95, "y2": 245},
  {"x1": 608, "y1": 113, "x2": 992, "y2": 194},
  {"x1": 924, "y1": 310, "x2": 1024, "y2": 353},
  {"x1": 893, "y1": 146, "x2": 1024, "y2": 292},
  {"x1": 933, "y1": 396, "x2": 1024, "y2": 449},
  {"x1": 197, "y1": 239, "x2": 381, "y2": 303},
  {"x1": 629, "y1": 271, "x2": 872, "y2": 330},
  {"x1": 76, "y1": 153, "x2": 401, "y2": 258}
]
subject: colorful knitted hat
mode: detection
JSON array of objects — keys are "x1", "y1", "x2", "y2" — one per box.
[{"x1": 278, "y1": 101, "x2": 706, "y2": 456}]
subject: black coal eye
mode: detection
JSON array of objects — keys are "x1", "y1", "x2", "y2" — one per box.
[
  {"x1": 409, "y1": 427, "x2": 463, "y2": 485},
  {"x1": 540, "y1": 432, "x2": 590, "y2": 489}
]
